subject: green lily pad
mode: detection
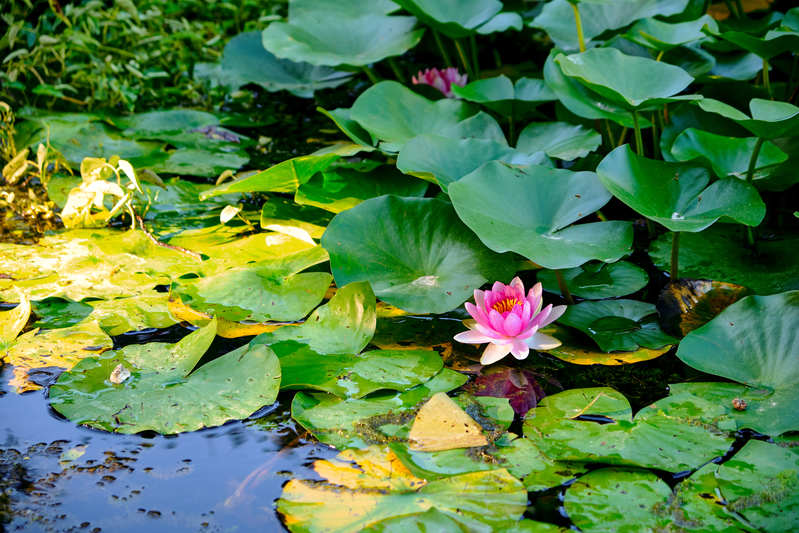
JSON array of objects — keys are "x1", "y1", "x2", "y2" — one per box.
[
  {"x1": 291, "y1": 369, "x2": 468, "y2": 448},
  {"x1": 706, "y1": 50, "x2": 762, "y2": 81},
  {"x1": 80, "y1": 293, "x2": 178, "y2": 336},
  {"x1": 675, "y1": 439, "x2": 799, "y2": 532},
  {"x1": 31, "y1": 298, "x2": 93, "y2": 330},
  {"x1": 450, "y1": 76, "x2": 556, "y2": 116},
  {"x1": 295, "y1": 164, "x2": 428, "y2": 213},
  {"x1": 0, "y1": 295, "x2": 30, "y2": 351},
  {"x1": 277, "y1": 444, "x2": 526, "y2": 532},
  {"x1": 709, "y1": 20, "x2": 799, "y2": 60},
  {"x1": 251, "y1": 281, "x2": 376, "y2": 355},
  {"x1": 660, "y1": 101, "x2": 749, "y2": 163},
  {"x1": 596, "y1": 145, "x2": 765, "y2": 232},
  {"x1": 539, "y1": 323, "x2": 672, "y2": 366},
  {"x1": 449, "y1": 161, "x2": 633, "y2": 270},
  {"x1": 538, "y1": 261, "x2": 649, "y2": 299},
  {"x1": 565, "y1": 468, "x2": 674, "y2": 532},
  {"x1": 349, "y1": 81, "x2": 504, "y2": 152},
  {"x1": 322, "y1": 196, "x2": 514, "y2": 314},
  {"x1": 261, "y1": 0, "x2": 424, "y2": 67},
  {"x1": 676, "y1": 291, "x2": 799, "y2": 435},
  {"x1": 625, "y1": 15, "x2": 718, "y2": 51},
  {"x1": 193, "y1": 31, "x2": 352, "y2": 98},
  {"x1": 273, "y1": 340, "x2": 443, "y2": 399},
  {"x1": 543, "y1": 50, "x2": 640, "y2": 128},
  {"x1": 49, "y1": 319, "x2": 281, "y2": 434},
  {"x1": 648, "y1": 225, "x2": 799, "y2": 294},
  {"x1": 361, "y1": 508, "x2": 469, "y2": 533},
  {"x1": 515, "y1": 121, "x2": 601, "y2": 161},
  {"x1": 671, "y1": 128, "x2": 788, "y2": 179},
  {"x1": 199, "y1": 142, "x2": 369, "y2": 199},
  {"x1": 392, "y1": 0, "x2": 502, "y2": 39},
  {"x1": 396, "y1": 135, "x2": 545, "y2": 191},
  {"x1": 530, "y1": 0, "x2": 692, "y2": 51},
  {"x1": 697, "y1": 97, "x2": 799, "y2": 139},
  {"x1": 522, "y1": 387, "x2": 734, "y2": 471},
  {"x1": 554, "y1": 48, "x2": 697, "y2": 109},
  {"x1": 558, "y1": 299, "x2": 676, "y2": 353},
  {"x1": 317, "y1": 107, "x2": 375, "y2": 147}
]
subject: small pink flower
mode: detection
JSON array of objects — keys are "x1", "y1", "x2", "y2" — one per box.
[
  {"x1": 454, "y1": 277, "x2": 566, "y2": 365},
  {"x1": 412, "y1": 67, "x2": 468, "y2": 98}
]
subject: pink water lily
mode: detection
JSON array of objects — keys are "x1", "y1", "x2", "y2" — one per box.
[
  {"x1": 454, "y1": 277, "x2": 566, "y2": 365},
  {"x1": 412, "y1": 67, "x2": 467, "y2": 98}
]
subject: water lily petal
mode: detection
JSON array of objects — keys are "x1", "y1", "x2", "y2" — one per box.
[
  {"x1": 502, "y1": 312, "x2": 523, "y2": 337},
  {"x1": 465, "y1": 302, "x2": 490, "y2": 326},
  {"x1": 527, "y1": 282, "x2": 543, "y2": 315},
  {"x1": 526, "y1": 332, "x2": 562, "y2": 350},
  {"x1": 541, "y1": 304, "x2": 567, "y2": 326},
  {"x1": 488, "y1": 309, "x2": 505, "y2": 333},
  {"x1": 520, "y1": 300, "x2": 532, "y2": 324},
  {"x1": 481, "y1": 342, "x2": 512, "y2": 365},
  {"x1": 474, "y1": 289, "x2": 485, "y2": 310},
  {"x1": 454, "y1": 330, "x2": 493, "y2": 344},
  {"x1": 510, "y1": 339, "x2": 530, "y2": 360},
  {"x1": 531, "y1": 304, "x2": 552, "y2": 329}
]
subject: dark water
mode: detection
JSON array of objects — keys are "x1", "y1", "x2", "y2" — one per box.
[{"x1": 0, "y1": 365, "x2": 335, "y2": 533}]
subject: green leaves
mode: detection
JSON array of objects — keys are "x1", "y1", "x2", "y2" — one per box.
[
  {"x1": 537, "y1": 261, "x2": 648, "y2": 300},
  {"x1": 448, "y1": 161, "x2": 632, "y2": 270},
  {"x1": 322, "y1": 196, "x2": 514, "y2": 314},
  {"x1": 391, "y1": 0, "x2": 502, "y2": 38},
  {"x1": 49, "y1": 320, "x2": 282, "y2": 434},
  {"x1": 676, "y1": 291, "x2": 799, "y2": 435},
  {"x1": 516, "y1": 122, "x2": 601, "y2": 161},
  {"x1": 596, "y1": 145, "x2": 765, "y2": 232},
  {"x1": 261, "y1": 0, "x2": 424, "y2": 67},
  {"x1": 697, "y1": 98, "x2": 799, "y2": 139}
]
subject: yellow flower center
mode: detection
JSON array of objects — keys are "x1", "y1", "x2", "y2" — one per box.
[{"x1": 492, "y1": 298, "x2": 521, "y2": 314}]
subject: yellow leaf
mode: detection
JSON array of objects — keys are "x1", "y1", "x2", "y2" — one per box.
[
  {"x1": 408, "y1": 392, "x2": 488, "y2": 451},
  {"x1": 167, "y1": 294, "x2": 287, "y2": 339},
  {"x1": 314, "y1": 447, "x2": 427, "y2": 492},
  {"x1": 0, "y1": 292, "x2": 30, "y2": 349}
]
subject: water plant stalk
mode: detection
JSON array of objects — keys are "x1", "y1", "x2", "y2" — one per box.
[
  {"x1": 744, "y1": 137, "x2": 765, "y2": 247},
  {"x1": 454, "y1": 39, "x2": 475, "y2": 79},
  {"x1": 763, "y1": 59, "x2": 772, "y2": 99},
  {"x1": 632, "y1": 110, "x2": 644, "y2": 156},
  {"x1": 554, "y1": 270, "x2": 575, "y2": 305},
  {"x1": 570, "y1": 2, "x2": 586, "y2": 53},
  {"x1": 469, "y1": 34, "x2": 480, "y2": 78},
  {"x1": 670, "y1": 231, "x2": 680, "y2": 280},
  {"x1": 432, "y1": 29, "x2": 453, "y2": 67},
  {"x1": 651, "y1": 112, "x2": 660, "y2": 159},
  {"x1": 387, "y1": 58, "x2": 404, "y2": 82},
  {"x1": 362, "y1": 66, "x2": 381, "y2": 84}
]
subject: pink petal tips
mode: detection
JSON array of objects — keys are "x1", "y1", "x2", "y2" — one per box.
[{"x1": 411, "y1": 67, "x2": 468, "y2": 98}]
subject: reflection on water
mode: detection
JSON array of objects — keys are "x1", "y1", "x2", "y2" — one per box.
[{"x1": 0, "y1": 366, "x2": 334, "y2": 532}]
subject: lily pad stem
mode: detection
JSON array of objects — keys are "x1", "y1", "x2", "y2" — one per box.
[
  {"x1": 387, "y1": 58, "x2": 404, "y2": 82},
  {"x1": 570, "y1": 1, "x2": 586, "y2": 53},
  {"x1": 670, "y1": 231, "x2": 679, "y2": 280},
  {"x1": 362, "y1": 66, "x2": 381, "y2": 84},
  {"x1": 744, "y1": 137, "x2": 765, "y2": 248},
  {"x1": 555, "y1": 270, "x2": 575, "y2": 305},
  {"x1": 734, "y1": 0, "x2": 745, "y2": 18},
  {"x1": 604, "y1": 120, "x2": 616, "y2": 148},
  {"x1": 432, "y1": 29, "x2": 453, "y2": 67},
  {"x1": 632, "y1": 109, "x2": 644, "y2": 156},
  {"x1": 469, "y1": 34, "x2": 480, "y2": 78},
  {"x1": 655, "y1": 50, "x2": 665, "y2": 62},
  {"x1": 762, "y1": 59, "x2": 772, "y2": 99},
  {"x1": 454, "y1": 39, "x2": 475, "y2": 80}
]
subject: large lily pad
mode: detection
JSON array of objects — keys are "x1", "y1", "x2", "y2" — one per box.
[
  {"x1": 676, "y1": 291, "x2": 799, "y2": 435},
  {"x1": 558, "y1": 299, "x2": 676, "y2": 352},
  {"x1": 537, "y1": 261, "x2": 648, "y2": 299},
  {"x1": 251, "y1": 281, "x2": 376, "y2": 355},
  {"x1": 0, "y1": 294, "x2": 30, "y2": 351},
  {"x1": 194, "y1": 31, "x2": 352, "y2": 98},
  {"x1": 625, "y1": 15, "x2": 718, "y2": 51},
  {"x1": 697, "y1": 97, "x2": 799, "y2": 139},
  {"x1": 261, "y1": 0, "x2": 424, "y2": 67},
  {"x1": 392, "y1": 0, "x2": 502, "y2": 38},
  {"x1": 596, "y1": 145, "x2": 765, "y2": 232},
  {"x1": 349, "y1": 81, "x2": 504, "y2": 152},
  {"x1": 448, "y1": 161, "x2": 633, "y2": 270},
  {"x1": 277, "y1": 445, "x2": 527, "y2": 532},
  {"x1": 272, "y1": 340, "x2": 443, "y2": 399},
  {"x1": 671, "y1": 128, "x2": 788, "y2": 179},
  {"x1": 522, "y1": 387, "x2": 733, "y2": 471},
  {"x1": 49, "y1": 319, "x2": 281, "y2": 434},
  {"x1": 450, "y1": 76, "x2": 556, "y2": 116},
  {"x1": 515, "y1": 121, "x2": 601, "y2": 161},
  {"x1": 540, "y1": 323, "x2": 672, "y2": 366},
  {"x1": 530, "y1": 0, "x2": 692, "y2": 51},
  {"x1": 648, "y1": 225, "x2": 799, "y2": 294},
  {"x1": 322, "y1": 196, "x2": 515, "y2": 314},
  {"x1": 554, "y1": 48, "x2": 697, "y2": 109}
]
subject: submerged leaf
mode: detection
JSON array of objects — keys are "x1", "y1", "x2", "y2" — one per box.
[{"x1": 656, "y1": 278, "x2": 751, "y2": 336}]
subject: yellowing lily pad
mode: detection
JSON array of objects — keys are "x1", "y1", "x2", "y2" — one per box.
[
  {"x1": 408, "y1": 392, "x2": 488, "y2": 451},
  {"x1": 540, "y1": 324, "x2": 672, "y2": 366},
  {"x1": 0, "y1": 293, "x2": 31, "y2": 350},
  {"x1": 3, "y1": 320, "x2": 113, "y2": 393}
]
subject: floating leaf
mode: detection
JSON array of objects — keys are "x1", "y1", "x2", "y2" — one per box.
[
  {"x1": 676, "y1": 291, "x2": 799, "y2": 435},
  {"x1": 407, "y1": 392, "x2": 488, "y2": 451},
  {"x1": 262, "y1": 0, "x2": 424, "y2": 67},
  {"x1": 539, "y1": 323, "x2": 672, "y2": 366},
  {"x1": 522, "y1": 387, "x2": 733, "y2": 471},
  {"x1": 596, "y1": 145, "x2": 765, "y2": 232},
  {"x1": 277, "y1": 445, "x2": 526, "y2": 532},
  {"x1": 49, "y1": 319, "x2": 281, "y2": 434},
  {"x1": 322, "y1": 196, "x2": 514, "y2": 314},
  {"x1": 260, "y1": 196, "x2": 332, "y2": 239},
  {"x1": 515, "y1": 121, "x2": 601, "y2": 161},
  {"x1": 392, "y1": 0, "x2": 502, "y2": 38},
  {"x1": 360, "y1": 508, "x2": 470, "y2": 533},
  {"x1": 449, "y1": 161, "x2": 632, "y2": 270},
  {"x1": 558, "y1": 299, "x2": 676, "y2": 353},
  {"x1": 273, "y1": 340, "x2": 443, "y2": 399},
  {"x1": 194, "y1": 31, "x2": 352, "y2": 98},
  {"x1": 3, "y1": 321, "x2": 113, "y2": 393},
  {"x1": 648, "y1": 225, "x2": 799, "y2": 294},
  {"x1": 538, "y1": 261, "x2": 648, "y2": 300},
  {"x1": 0, "y1": 294, "x2": 30, "y2": 351},
  {"x1": 252, "y1": 281, "x2": 376, "y2": 355},
  {"x1": 657, "y1": 279, "x2": 751, "y2": 336}
]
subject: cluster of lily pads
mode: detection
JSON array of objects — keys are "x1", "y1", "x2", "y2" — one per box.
[{"x1": 2, "y1": 0, "x2": 799, "y2": 531}]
